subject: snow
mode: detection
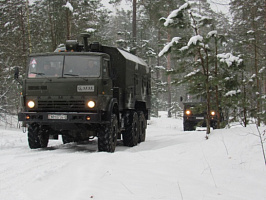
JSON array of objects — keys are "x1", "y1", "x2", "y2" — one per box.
[
  {"x1": 0, "y1": 113, "x2": 266, "y2": 200},
  {"x1": 207, "y1": 30, "x2": 218, "y2": 38},
  {"x1": 187, "y1": 35, "x2": 203, "y2": 47},
  {"x1": 251, "y1": 74, "x2": 256, "y2": 79},
  {"x1": 63, "y1": 2, "x2": 73, "y2": 12},
  {"x1": 118, "y1": 49, "x2": 147, "y2": 67},
  {"x1": 86, "y1": 28, "x2": 96, "y2": 33},
  {"x1": 225, "y1": 89, "x2": 241, "y2": 97},
  {"x1": 259, "y1": 66, "x2": 265, "y2": 73},
  {"x1": 247, "y1": 30, "x2": 255, "y2": 34},
  {"x1": 217, "y1": 53, "x2": 243, "y2": 67},
  {"x1": 163, "y1": 3, "x2": 189, "y2": 26},
  {"x1": 4, "y1": 22, "x2": 10, "y2": 28},
  {"x1": 184, "y1": 69, "x2": 200, "y2": 78},
  {"x1": 154, "y1": 65, "x2": 166, "y2": 70},
  {"x1": 179, "y1": 45, "x2": 189, "y2": 52},
  {"x1": 158, "y1": 37, "x2": 181, "y2": 57}
]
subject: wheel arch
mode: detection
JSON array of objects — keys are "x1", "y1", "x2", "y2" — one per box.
[
  {"x1": 107, "y1": 98, "x2": 119, "y2": 120},
  {"x1": 135, "y1": 101, "x2": 149, "y2": 119}
]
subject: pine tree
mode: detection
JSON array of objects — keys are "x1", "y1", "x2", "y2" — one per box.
[
  {"x1": 0, "y1": 0, "x2": 28, "y2": 116},
  {"x1": 159, "y1": 1, "x2": 241, "y2": 134},
  {"x1": 230, "y1": 0, "x2": 266, "y2": 125}
]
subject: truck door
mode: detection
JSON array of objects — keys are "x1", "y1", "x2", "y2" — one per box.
[{"x1": 102, "y1": 59, "x2": 112, "y2": 95}]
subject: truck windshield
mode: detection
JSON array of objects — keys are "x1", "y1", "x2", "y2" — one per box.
[
  {"x1": 28, "y1": 55, "x2": 101, "y2": 78},
  {"x1": 185, "y1": 94, "x2": 205, "y2": 103}
]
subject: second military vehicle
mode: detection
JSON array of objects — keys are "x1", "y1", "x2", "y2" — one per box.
[
  {"x1": 15, "y1": 34, "x2": 151, "y2": 152},
  {"x1": 181, "y1": 94, "x2": 218, "y2": 131}
]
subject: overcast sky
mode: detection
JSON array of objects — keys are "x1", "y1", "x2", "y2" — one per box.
[
  {"x1": 28, "y1": 0, "x2": 231, "y2": 17},
  {"x1": 101, "y1": 0, "x2": 231, "y2": 14}
]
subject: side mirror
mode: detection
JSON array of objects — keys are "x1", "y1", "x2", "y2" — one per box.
[
  {"x1": 180, "y1": 96, "x2": 183, "y2": 102},
  {"x1": 14, "y1": 67, "x2": 19, "y2": 80},
  {"x1": 14, "y1": 67, "x2": 22, "y2": 85}
]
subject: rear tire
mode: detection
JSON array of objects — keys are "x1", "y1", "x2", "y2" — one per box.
[
  {"x1": 123, "y1": 111, "x2": 139, "y2": 147},
  {"x1": 138, "y1": 111, "x2": 146, "y2": 143},
  {"x1": 98, "y1": 114, "x2": 118, "y2": 152}
]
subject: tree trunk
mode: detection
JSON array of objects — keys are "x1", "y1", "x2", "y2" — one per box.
[
  {"x1": 214, "y1": 38, "x2": 220, "y2": 128},
  {"x1": 252, "y1": 14, "x2": 261, "y2": 126},
  {"x1": 26, "y1": 0, "x2": 32, "y2": 54},
  {"x1": 132, "y1": 0, "x2": 137, "y2": 54},
  {"x1": 167, "y1": 30, "x2": 172, "y2": 118},
  {"x1": 48, "y1": 0, "x2": 56, "y2": 51}
]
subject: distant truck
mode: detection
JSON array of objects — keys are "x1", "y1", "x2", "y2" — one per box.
[
  {"x1": 15, "y1": 34, "x2": 151, "y2": 152},
  {"x1": 181, "y1": 94, "x2": 218, "y2": 131}
]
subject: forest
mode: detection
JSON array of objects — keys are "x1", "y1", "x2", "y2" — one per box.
[{"x1": 0, "y1": 0, "x2": 265, "y2": 128}]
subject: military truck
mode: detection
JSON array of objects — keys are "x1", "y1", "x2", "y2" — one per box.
[
  {"x1": 14, "y1": 34, "x2": 151, "y2": 152},
  {"x1": 181, "y1": 94, "x2": 218, "y2": 131}
]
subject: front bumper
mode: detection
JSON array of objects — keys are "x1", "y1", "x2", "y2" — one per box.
[
  {"x1": 18, "y1": 112, "x2": 107, "y2": 124},
  {"x1": 183, "y1": 116, "x2": 217, "y2": 121}
]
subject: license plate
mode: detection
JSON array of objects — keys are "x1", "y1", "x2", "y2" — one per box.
[
  {"x1": 48, "y1": 114, "x2": 67, "y2": 120},
  {"x1": 77, "y1": 85, "x2": 94, "y2": 92},
  {"x1": 196, "y1": 117, "x2": 204, "y2": 120}
]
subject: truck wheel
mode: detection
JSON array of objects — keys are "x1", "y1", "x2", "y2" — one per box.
[
  {"x1": 98, "y1": 114, "x2": 118, "y2": 152},
  {"x1": 123, "y1": 112, "x2": 139, "y2": 147},
  {"x1": 28, "y1": 124, "x2": 49, "y2": 149},
  {"x1": 184, "y1": 121, "x2": 194, "y2": 131},
  {"x1": 40, "y1": 128, "x2": 49, "y2": 148},
  {"x1": 138, "y1": 111, "x2": 146, "y2": 143},
  {"x1": 212, "y1": 122, "x2": 217, "y2": 130}
]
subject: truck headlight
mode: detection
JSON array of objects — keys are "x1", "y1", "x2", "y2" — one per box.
[
  {"x1": 87, "y1": 100, "x2": 96, "y2": 108},
  {"x1": 210, "y1": 111, "x2": 216, "y2": 116},
  {"x1": 185, "y1": 109, "x2": 191, "y2": 115},
  {"x1": 27, "y1": 100, "x2": 35, "y2": 108}
]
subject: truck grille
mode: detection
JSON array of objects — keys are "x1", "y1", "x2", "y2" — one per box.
[{"x1": 38, "y1": 100, "x2": 84, "y2": 110}]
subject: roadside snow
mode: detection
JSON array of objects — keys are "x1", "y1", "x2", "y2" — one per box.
[{"x1": 0, "y1": 113, "x2": 266, "y2": 200}]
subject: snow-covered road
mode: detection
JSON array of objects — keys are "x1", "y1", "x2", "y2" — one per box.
[{"x1": 0, "y1": 113, "x2": 266, "y2": 200}]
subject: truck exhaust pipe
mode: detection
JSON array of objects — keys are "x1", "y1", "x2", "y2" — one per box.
[{"x1": 80, "y1": 33, "x2": 90, "y2": 52}]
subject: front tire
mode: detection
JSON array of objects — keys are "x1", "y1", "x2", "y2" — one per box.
[
  {"x1": 98, "y1": 114, "x2": 118, "y2": 152},
  {"x1": 28, "y1": 124, "x2": 49, "y2": 149},
  {"x1": 183, "y1": 121, "x2": 195, "y2": 131}
]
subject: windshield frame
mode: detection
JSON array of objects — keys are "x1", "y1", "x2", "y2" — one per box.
[{"x1": 27, "y1": 54, "x2": 102, "y2": 79}]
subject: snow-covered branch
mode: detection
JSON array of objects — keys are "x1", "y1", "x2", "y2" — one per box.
[
  {"x1": 63, "y1": 2, "x2": 73, "y2": 12},
  {"x1": 163, "y1": 2, "x2": 189, "y2": 27},
  {"x1": 158, "y1": 37, "x2": 181, "y2": 57},
  {"x1": 217, "y1": 53, "x2": 243, "y2": 67}
]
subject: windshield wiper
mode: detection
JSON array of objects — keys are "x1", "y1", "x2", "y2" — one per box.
[
  {"x1": 64, "y1": 73, "x2": 79, "y2": 77},
  {"x1": 31, "y1": 72, "x2": 45, "y2": 76},
  {"x1": 30, "y1": 72, "x2": 52, "y2": 81}
]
